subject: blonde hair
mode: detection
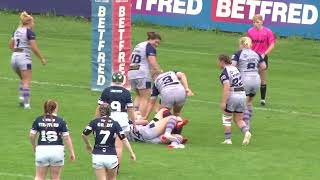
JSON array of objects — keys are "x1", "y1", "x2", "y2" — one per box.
[
  {"x1": 252, "y1": 14, "x2": 263, "y2": 22},
  {"x1": 20, "y1": 11, "x2": 34, "y2": 26},
  {"x1": 239, "y1": 37, "x2": 252, "y2": 49}
]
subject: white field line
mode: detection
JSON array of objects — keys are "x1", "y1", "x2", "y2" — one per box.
[
  {"x1": 0, "y1": 33, "x2": 316, "y2": 67},
  {"x1": 0, "y1": 172, "x2": 34, "y2": 179},
  {"x1": 1, "y1": 76, "x2": 319, "y2": 118}
]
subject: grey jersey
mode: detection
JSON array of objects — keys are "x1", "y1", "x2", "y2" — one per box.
[
  {"x1": 219, "y1": 66, "x2": 244, "y2": 89},
  {"x1": 128, "y1": 41, "x2": 157, "y2": 80},
  {"x1": 232, "y1": 48, "x2": 264, "y2": 75},
  {"x1": 12, "y1": 27, "x2": 36, "y2": 54},
  {"x1": 154, "y1": 71, "x2": 182, "y2": 93}
]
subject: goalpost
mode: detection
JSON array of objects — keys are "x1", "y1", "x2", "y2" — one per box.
[{"x1": 91, "y1": 0, "x2": 131, "y2": 91}]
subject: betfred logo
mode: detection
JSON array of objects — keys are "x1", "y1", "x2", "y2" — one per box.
[
  {"x1": 212, "y1": 0, "x2": 319, "y2": 25},
  {"x1": 132, "y1": 0, "x2": 203, "y2": 15}
]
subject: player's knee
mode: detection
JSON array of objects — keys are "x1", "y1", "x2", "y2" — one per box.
[{"x1": 222, "y1": 114, "x2": 232, "y2": 127}]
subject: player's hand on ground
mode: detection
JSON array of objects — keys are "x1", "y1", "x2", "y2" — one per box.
[
  {"x1": 130, "y1": 153, "x2": 136, "y2": 161},
  {"x1": 86, "y1": 145, "x2": 93, "y2": 153},
  {"x1": 41, "y1": 58, "x2": 47, "y2": 65},
  {"x1": 70, "y1": 153, "x2": 76, "y2": 162},
  {"x1": 220, "y1": 102, "x2": 226, "y2": 112},
  {"x1": 186, "y1": 88, "x2": 194, "y2": 96}
]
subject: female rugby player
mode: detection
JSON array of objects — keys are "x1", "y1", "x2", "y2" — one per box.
[
  {"x1": 128, "y1": 32, "x2": 162, "y2": 118},
  {"x1": 232, "y1": 37, "x2": 267, "y2": 129},
  {"x1": 218, "y1": 55, "x2": 251, "y2": 145},
  {"x1": 29, "y1": 100, "x2": 75, "y2": 180},
  {"x1": 9, "y1": 11, "x2": 46, "y2": 109},
  {"x1": 127, "y1": 108, "x2": 188, "y2": 149},
  {"x1": 82, "y1": 104, "x2": 136, "y2": 180},
  {"x1": 247, "y1": 14, "x2": 276, "y2": 106},
  {"x1": 145, "y1": 70, "x2": 194, "y2": 119}
]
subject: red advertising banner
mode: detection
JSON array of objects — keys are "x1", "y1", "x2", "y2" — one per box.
[{"x1": 112, "y1": 0, "x2": 131, "y2": 88}]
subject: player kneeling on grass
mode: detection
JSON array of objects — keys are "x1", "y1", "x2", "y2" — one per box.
[
  {"x1": 82, "y1": 104, "x2": 136, "y2": 180},
  {"x1": 232, "y1": 37, "x2": 267, "y2": 130},
  {"x1": 218, "y1": 55, "x2": 251, "y2": 145},
  {"x1": 128, "y1": 108, "x2": 188, "y2": 149},
  {"x1": 29, "y1": 100, "x2": 75, "y2": 180},
  {"x1": 144, "y1": 70, "x2": 194, "y2": 119}
]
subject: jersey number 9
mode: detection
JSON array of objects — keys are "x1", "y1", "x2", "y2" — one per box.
[{"x1": 111, "y1": 101, "x2": 121, "y2": 112}]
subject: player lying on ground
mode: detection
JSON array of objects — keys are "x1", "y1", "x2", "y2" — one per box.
[
  {"x1": 82, "y1": 104, "x2": 136, "y2": 180},
  {"x1": 218, "y1": 54, "x2": 252, "y2": 145},
  {"x1": 127, "y1": 108, "x2": 188, "y2": 149},
  {"x1": 144, "y1": 70, "x2": 194, "y2": 119},
  {"x1": 128, "y1": 32, "x2": 162, "y2": 118},
  {"x1": 9, "y1": 11, "x2": 47, "y2": 109},
  {"x1": 29, "y1": 100, "x2": 75, "y2": 180},
  {"x1": 232, "y1": 37, "x2": 267, "y2": 130}
]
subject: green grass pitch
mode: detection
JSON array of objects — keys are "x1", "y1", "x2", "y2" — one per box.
[{"x1": 0, "y1": 12, "x2": 320, "y2": 180}]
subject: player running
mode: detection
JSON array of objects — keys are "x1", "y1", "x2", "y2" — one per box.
[
  {"x1": 82, "y1": 104, "x2": 136, "y2": 180},
  {"x1": 29, "y1": 100, "x2": 75, "y2": 180},
  {"x1": 95, "y1": 72, "x2": 136, "y2": 166},
  {"x1": 145, "y1": 70, "x2": 194, "y2": 118},
  {"x1": 9, "y1": 11, "x2": 47, "y2": 109},
  {"x1": 247, "y1": 14, "x2": 276, "y2": 106},
  {"x1": 128, "y1": 32, "x2": 162, "y2": 118},
  {"x1": 218, "y1": 54, "x2": 251, "y2": 145},
  {"x1": 232, "y1": 37, "x2": 267, "y2": 129}
]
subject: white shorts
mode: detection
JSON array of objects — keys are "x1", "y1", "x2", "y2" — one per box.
[
  {"x1": 129, "y1": 78, "x2": 152, "y2": 90},
  {"x1": 110, "y1": 112, "x2": 130, "y2": 133},
  {"x1": 11, "y1": 53, "x2": 32, "y2": 71},
  {"x1": 35, "y1": 145, "x2": 64, "y2": 167},
  {"x1": 92, "y1": 154, "x2": 119, "y2": 169}
]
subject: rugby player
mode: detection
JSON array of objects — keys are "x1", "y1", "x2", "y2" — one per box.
[
  {"x1": 29, "y1": 100, "x2": 75, "y2": 180},
  {"x1": 218, "y1": 54, "x2": 251, "y2": 145},
  {"x1": 127, "y1": 108, "x2": 188, "y2": 149},
  {"x1": 9, "y1": 11, "x2": 47, "y2": 109},
  {"x1": 232, "y1": 37, "x2": 267, "y2": 129},
  {"x1": 128, "y1": 32, "x2": 162, "y2": 118},
  {"x1": 145, "y1": 70, "x2": 194, "y2": 119},
  {"x1": 95, "y1": 72, "x2": 136, "y2": 166},
  {"x1": 247, "y1": 14, "x2": 276, "y2": 106},
  {"x1": 82, "y1": 104, "x2": 136, "y2": 180}
]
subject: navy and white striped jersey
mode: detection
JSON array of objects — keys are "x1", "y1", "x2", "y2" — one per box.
[
  {"x1": 82, "y1": 117, "x2": 125, "y2": 155},
  {"x1": 30, "y1": 115, "x2": 69, "y2": 146}
]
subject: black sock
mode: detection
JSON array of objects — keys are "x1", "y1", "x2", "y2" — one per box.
[{"x1": 260, "y1": 84, "x2": 267, "y2": 100}]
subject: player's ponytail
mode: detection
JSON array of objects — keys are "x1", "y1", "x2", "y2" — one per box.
[
  {"x1": 239, "y1": 37, "x2": 252, "y2": 49},
  {"x1": 20, "y1": 11, "x2": 34, "y2": 26},
  {"x1": 43, "y1": 99, "x2": 58, "y2": 129},
  {"x1": 99, "y1": 103, "x2": 112, "y2": 128},
  {"x1": 147, "y1": 32, "x2": 161, "y2": 40},
  {"x1": 218, "y1": 54, "x2": 232, "y2": 65}
]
